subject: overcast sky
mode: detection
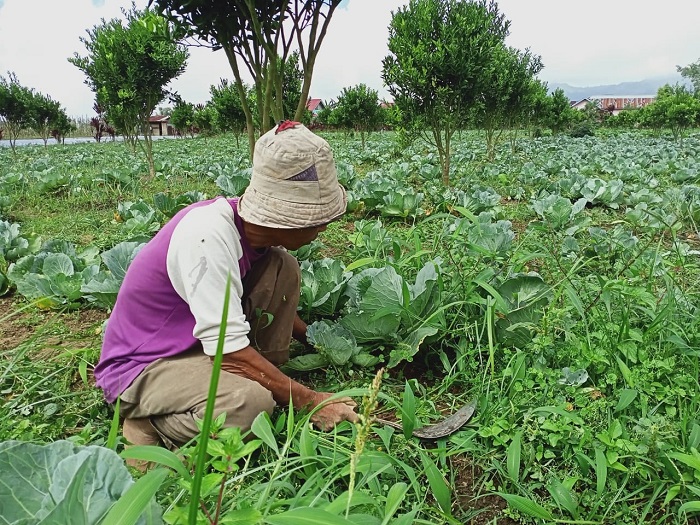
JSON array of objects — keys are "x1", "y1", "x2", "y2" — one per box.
[{"x1": 0, "y1": 0, "x2": 698, "y2": 117}]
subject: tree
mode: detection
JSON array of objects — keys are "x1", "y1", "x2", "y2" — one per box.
[
  {"x1": 333, "y1": 84, "x2": 382, "y2": 148},
  {"x1": 50, "y1": 111, "x2": 76, "y2": 144},
  {"x1": 382, "y1": 0, "x2": 510, "y2": 185},
  {"x1": 210, "y1": 78, "x2": 247, "y2": 146},
  {"x1": 170, "y1": 100, "x2": 196, "y2": 137},
  {"x1": 604, "y1": 108, "x2": 640, "y2": 130},
  {"x1": 70, "y1": 6, "x2": 188, "y2": 177},
  {"x1": 313, "y1": 99, "x2": 336, "y2": 128},
  {"x1": 28, "y1": 92, "x2": 70, "y2": 147},
  {"x1": 151, "y1": 0, "x2": 342, "y2": 157},
  {"x1": 677, "y1": 59, "x2": 700, "y2": 94},
  {"x1": 193, "y1": 103, "x2": 217, "y2": 137},
  {"x1": 642, "y1": 84, "x2": 700, "y2": 144},
  {"x1": 474, "y1": 45, "x2": 543, "y2": 159},
  {"x1": 542, "y1": 88, "x2": 576, "y2": 134},
  {"x1": 0, "y1": 72, "x2": 33, "y2": 154}
]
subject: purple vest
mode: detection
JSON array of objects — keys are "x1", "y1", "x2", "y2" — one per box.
[{"x1": 94, "y1": 198, "x2": 264, "y2": 403}]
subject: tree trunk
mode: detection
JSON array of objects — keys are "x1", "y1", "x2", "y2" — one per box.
[
  {"x1": 293, "y1": 1, "x2": 340, "y2": 122},
  {"x1": 223, "y1": 45, "x2": 257, "y2": 159},
  {"x1": 432, "y1": 124, "x2": 451, "y2": 186}
]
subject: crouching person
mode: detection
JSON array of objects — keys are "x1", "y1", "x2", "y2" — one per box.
[{"x1": 94, "y1": 122, "x2": 358, "y2": 451}]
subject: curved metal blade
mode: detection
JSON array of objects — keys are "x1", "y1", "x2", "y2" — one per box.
[{"x1": 375, "y1": 399, "x2": 477, "y2": 440}]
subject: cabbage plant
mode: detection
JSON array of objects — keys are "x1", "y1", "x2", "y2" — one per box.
[{"x1": 0, "y1": 440, "x2": 161, "y2": 524}]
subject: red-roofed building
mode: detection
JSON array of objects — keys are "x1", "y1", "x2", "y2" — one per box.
[
  {"x1": 306, "y1": 98, "x2": 325, "y2": 115},
  {"x1": 571, "y1": 96, "x2": 655, "y2": 115}
]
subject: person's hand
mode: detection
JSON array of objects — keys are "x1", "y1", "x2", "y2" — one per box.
[{"x1": 310, "y1": 392, "x2": 359, "y2": 431}]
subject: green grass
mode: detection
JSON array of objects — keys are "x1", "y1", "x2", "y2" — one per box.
[{"x1": 2, "y1": 130, "x2": 700, "y2": 523}]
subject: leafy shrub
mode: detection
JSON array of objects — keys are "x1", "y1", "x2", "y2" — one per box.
[{"x1": 570, "y1": 123, "x2": 595, "y2": 137}]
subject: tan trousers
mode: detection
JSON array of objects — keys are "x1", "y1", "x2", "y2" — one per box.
[{"x1": 119, "y1": 248, "x2": 300, "y2": 447}]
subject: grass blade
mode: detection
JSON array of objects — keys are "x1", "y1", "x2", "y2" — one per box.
[
  {"x1": 107, "y1": 396, "x2": 121, "y2": 451},
  {"x1": 251, "y1": 411, "x2": 279, "y2": 455},
  {"x1": 506, "y1": 431, "x2": 522, "y2": 482},
  {"x1": 419, "y1": 449, "x2": 451, "y2": 515},
  {"x1": 264, "y1": 507, "x2": 354, "y2": 524},
  {"x1": 101, "y1": 468, "x2": 169, "y2": 525},
  {"x1": 547, "y1": 477, "x2": 578, "y2": 518},
  {"x1": 189, "y1": 273, "x2": 232, "y2": 524},
  {"x1": 594, "y1": 447, "x2": 607, "y2": 498},
  {"x1": 401, "y1": 381, "x2": 416, "y2": 439},
  {"x1": 496, "y1": 493, "x2": 553, "y2": 521},
  {"x1": 120, "y1": 445, "x2": 192, "y2": 481}
]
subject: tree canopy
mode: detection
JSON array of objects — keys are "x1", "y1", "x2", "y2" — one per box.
[
  {"x1": 677, "y1": 58, "x2": 700, "y2": 94},
  {"x1": 382, "y1": 0, "x2": 511, "y2": 185},
  {"x1": 70, "y1": 6, "x2": 188, "y2": 177},
  {"x1": 0, "y1": 73, "x2": 34, "y2": 153},
  {"x1": 333, "y1": 84, "x2": 382, "y2": 148},
  {"x1": 150, "y1": 0, "x2": 341, "y2": 157},
  {"x1": 640, "y1": 83, "x2": 700, "y2": 144},
  {"x1": 0, "y1": 73, "x2": 72, "y2": 152}
]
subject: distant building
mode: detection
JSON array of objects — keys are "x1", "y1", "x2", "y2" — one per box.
[
  {"x1": 148, "y1": 115, "x2": 172, "y2": 136},
  {"x1": 306, "y1": 98, "x2": 325, "y2": 115},
  {"x1": 570, "y1": 96, "x2": 656, "y2": 115}
]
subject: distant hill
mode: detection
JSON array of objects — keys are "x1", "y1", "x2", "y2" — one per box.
[{"x1": 546, "y1": 74, "x2": 692, "y2": 101}]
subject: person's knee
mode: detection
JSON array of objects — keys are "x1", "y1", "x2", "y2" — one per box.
[{"x1": 218, "y1": 381, "x2": 276, "y2": 432}]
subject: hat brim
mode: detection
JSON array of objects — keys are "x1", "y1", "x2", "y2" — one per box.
[{"x1": 238, "y1": 184, "x2": 347, "y2": 229}]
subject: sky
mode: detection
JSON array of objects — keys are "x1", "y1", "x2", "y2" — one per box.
[{"x1": 0, "y1": 0, "x2": 699, "y2": 117}]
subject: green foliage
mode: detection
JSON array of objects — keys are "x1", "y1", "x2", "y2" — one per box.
[
  {"x1": 69, "y1": 5, "x2": 188, "y2": 176},
  {"x1": 152, "y1": 0, "x2": 342, "y2": 155},
  {"x1": 475, "y1": 45, "x2": 543, "y2": 159},
  {"x1": 0, "y1": 72, "x2": 34, "y2": 152},
  {"x1": 193, "y1": 103, "x2": 217, "y2": 136},
  {"x1": 382, "y1": 0, "x2": 510, "y2": 184},
  {"x1": 4, "y1": 132, "x2": 700, "y2": 524},
  {"x1": 0, "y1": 220, "x2": 41, "y2": 262},
  {"x1": 169, "y1": 99, "x2": 195, "y2": 136},
  {"x1": 153, "y1": 190, "x2": 206, "y2": 218},
  {"x1": 27, "y1": 91, "x2": 71, "y2": 147},
  {"x1": 334, "y1": 84, "x2": 382, "y2": 147},
  {"x1": 209, "y1": 77, "x2": 246, "y2": 135},
  {"x1": 299, "y1": 257, "x2": 352, "y2": 318},
  {"x1": 677, "y1": 57, "x2": 700, "y2": 93},
  {"x1": 0, "y1": 440, "x2": 161, "y2": 524},
  {"x1": 82, "y1": 241, "x2": 145, "y2": 309},
  {"x1": 541, "y1": 88, "x2": 578, "y2": 134},
  {"x1": 640, "y1": 83, "x2": 700, "y2": 142},
  {"x1": 493, "y1": 272, "x2": 552, "y2": 347}
]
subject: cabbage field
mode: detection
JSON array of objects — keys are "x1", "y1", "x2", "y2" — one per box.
[{"x1": 1, "y1": 130, "x2": 699, "y2": 524}]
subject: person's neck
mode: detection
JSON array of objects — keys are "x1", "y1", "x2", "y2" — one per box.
[{"x1": 241, "y1": 219, "x2": 278, "y2": 249}]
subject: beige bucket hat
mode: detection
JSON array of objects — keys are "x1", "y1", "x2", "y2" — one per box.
[{"x1": 238, "y1": 121, "x2": 347, "y2": 229}]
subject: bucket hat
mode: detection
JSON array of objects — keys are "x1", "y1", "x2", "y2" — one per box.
[{"x1": 238, "y1": 121, "x2": 347, "y2": 229}]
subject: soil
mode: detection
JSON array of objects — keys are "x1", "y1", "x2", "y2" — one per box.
[
  {"x1": 0, "y1": 294, "x2": 108, "y2": 353},
  {"x1": 451, "y1": 454, "x2": 517, "y2": 524}
]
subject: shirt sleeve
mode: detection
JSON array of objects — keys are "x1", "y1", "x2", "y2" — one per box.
[{"x1": 166, "y1": 199, "x2": 250, "y2": 356}]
